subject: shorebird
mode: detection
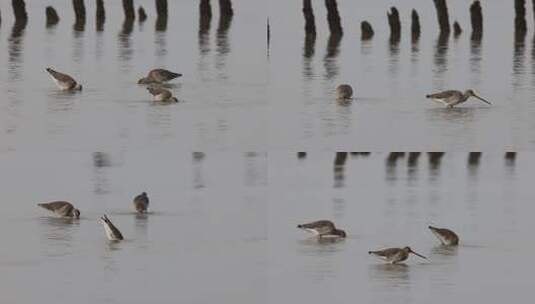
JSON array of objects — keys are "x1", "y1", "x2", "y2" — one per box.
[
  {"x1": 146, "y1": 86, "x2": 178, "y2": 102},
  {"x1": 297, "y1": 220, "x2": 346, "y2": 238},
  {"x1": 138, "y1": 69, "x2": 182, "y2": 84},
  {"x1": 425, "y1": 89, "x2": 491, "y2": 108},
  {"x1": 38, "y1": 201, "x2": 80, "y2": 218},
  {"x1": 133, "y1": 192, "x2": 149, "y2": 213},
  {"x1": 100, "y1": 215, "x2": 124, "y2": 241},
  {"x1": 428, "y1": 226, "x2": 459, "y2": 246},
  {"x1": 369, "y1": 247, "x2": 427, "y2": 264},
  {"x1": 336, "y1": 84, "x2": 353, "y2": 100},
  {"x1": 45, "y1": 67, "x2": 82, "y2": 91}
]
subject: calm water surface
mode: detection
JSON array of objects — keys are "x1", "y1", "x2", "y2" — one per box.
[{"x1": 269, "y1": 0, "x2": 535, "y2": 150}]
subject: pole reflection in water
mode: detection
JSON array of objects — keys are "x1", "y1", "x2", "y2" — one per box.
[
  {"x1": 334, "y1": 152, "x2": 347, "y2": 188},
  {"x1": 244, "y1": 152, "x2": 267, "y2": 187},
  {"x1": 92, "y1": 152, "x2": 111, "y2": 195},
  {"x1": 216, "y1": 0, "x2": 233, "y2": 74},
  {"x1": 192, "y1": 152, "x2": 206, "y2": 189}
]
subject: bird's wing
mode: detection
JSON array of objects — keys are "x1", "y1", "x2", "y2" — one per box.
[
  {"x1": 299, "y1": 220, "x2": 335, "y2": 234},
  {"x1": 426, "y1": 90, "x2": 460, "y2": 99},
  {"x1": 38, "y1": 201, "x2": 72, "y2": 211},
  {"x1": 46, "y1": 68, "x2": 76, "y2": 84},
  {"x1": 370, "y1": 248, "x2": 400, "y2": 257}
]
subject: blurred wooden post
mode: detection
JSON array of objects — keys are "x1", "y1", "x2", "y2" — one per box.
[
  {"x1": 515, "y1": 0, "x2": 527, "y2": 40},
  {"x1": 199, "y1": 0, "x2": 212, "y2": 33},
  {"x1": 411, "y1": 9, "x2": 420, "y2": 42},
  {"x1": 219, "y1": 0, "x2": 234, "y2": 17},
  {"x1": 155, "y1": 0, "x2": 168, "y2": 31},
  {"x1": 453, "y1": 21, "x2": 462, "y2": 37},
  {"x1": 468, "y1": 152, "x2": 481, "y2": 166},
  {"x1": 138, "y1": 6, "x2": 147, "y2": 22},
  {"x1": 325, "y1": 0, "x2": 343, "y2": 35},
  {"x1": 361, "y1": 21, "x2": 374, "y2": 40},
  {"x1": 96, "y1": 0, "x2": 105, "y2": 31},
  {"x1": 123, "y1": 0, "x2": 135, "y2": 20},
  {"x1": 46, "y1": 6, "x2": 60, "y2": 26},
  {"x1": 387, "y1": 7, "x2": 401, "y2": 43},
  {"x1": 433, "y1": 0, "x2": 450, "y2": 35},
  {"x1": 470, "y1": 1, "x2": 483, "y2": 41},
  {"x1": 73, "y1": 0, "x2": 86, "y2": 31},
  {"x1": 12, "y1": 0, "x2": 28, "y2": 21},
  {"x1": 303, "y1": 0, "x2": 316, "y2": 35}
]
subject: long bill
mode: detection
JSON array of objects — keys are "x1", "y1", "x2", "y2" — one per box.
[
  {"x1": 410, "y1": 250, "x2": 428, "y2": 260},
  {"x1": 474, "y1": 94, "x2": 491, "y2": 105}
]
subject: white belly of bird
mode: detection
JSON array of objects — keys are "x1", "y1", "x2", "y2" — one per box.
[
  {"x1": 431, "y1": 230, "x2": 452, "y2": 245},
  {"x1": 304, "y1": 228, "x2": 320, "y2": 236},
  {"x1": 51, "y1": 77, "x2": 70, "y2": 90},
  {"x1": 154, "y1": 94, "x2": 167, "y2": 101},
  {"x1": 102, "y1": 223, "x2": 120, "y2": 240}
]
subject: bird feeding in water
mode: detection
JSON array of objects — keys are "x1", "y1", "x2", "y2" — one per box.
[
  {"x1": 425, "y1": 89, "x2": 491, "y2": 108},
  {"x1": 368, "y1": 247, "x2": 427, "y2": 264},
  {"x1": 45, "y1": 67, "x2": 83, "y2": 91},
  {"x1": 38, "y1": 201, "x2": 80, "y2": 219},
  {"x1": 428, "y1": 226, "x2": 459, "y2": 246},
  {"x1": 146, "y1": 86, "x2": 178, "y2": 102},
  {"x1": 100, "y1": 215, "x2": 124, "y2": 241},
  {"x1": 335, "y1": 84, "x2": 353, "y2": 100},
  {"x1": 138, "y1": 69, "x2": 182, "y2": 84},
  {"x1": 297, "y1": 220, "x2": 346, "y2": 239},
  {"x1": 133, "y1": 192, "x2": 149, "y2": 213}
]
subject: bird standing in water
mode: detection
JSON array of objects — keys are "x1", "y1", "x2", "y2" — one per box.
[
  {"x1": 335, "y1": 84, "x2": 353, "y2": 100},
  {"x1": 297, "y1": 220, "x2": 346, "y2": 239},
  {"x1": 38, "y1": 201, "x2": 80, "y2": 218},
  {"x1": 428, "y1": 226, "x2": 459, "y2": 246},
  {"x1": 426, "y1": 89, "x2": 491, "y2": 108},
  {"x1": 369, "y1": 247, "x2": 427, "y2": 264},
  {"x1": 133, "y1": 192, "x2": 149, "y2": 213}
]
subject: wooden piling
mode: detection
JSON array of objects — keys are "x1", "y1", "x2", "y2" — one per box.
[
  {"x1": 411, "y1": 9, "x2": 421, "y2": 43},
  {"x1": 470, "y1": 1, "x2": 483, "y2": 40},
  {"x1": 387, "y1": 7, "x2": 401, "y2": 43},
  {"x1": 123, "y1": 0, "x2": 135, "y2": 20},
  {"x1": 155, "y1": 0, "x2": 168, "y2": 31},
  {"x1": 505, "y1": 152, "x2": 516, "y2": 164},
  {"x1": 297, "y1": 152, "x2": 307, "y2": 159},
  {"x1": 468, "y1": 152, "x2": 481, "y2": 166},
  {"x1": 334, "y1": 152, "x2": 348, "y2": 169},
  {"x1": 428, "y1": 152, "x2": 445, "y2": 168},
  {"x1": 46, "y1": 6, "x2": 60, "y2": 26},
  {"x1": 12, "y1": 0, "x2": 28, "y2": 21},
  {"x1": 219, "y1": 0, "x2": 234, "y2": 17},
  {"x1": 408, "y1": 152, "x2": 421, "y2": 167},
  {"x1": 325, "y1": 0, "x2": 343, "y2": 35},
  {"x1": 73, "y1": 0, "x2": 86, "y2": 31},
  {"x1": 96, "y1": 0, "x2": 105, "y2": 31},
  {"x1": 303, "y1": 0, "x2": 316, "y2": 36},
  {"x1": 453, "y1": 21, "x2": 462, "y2": 37},
  {"x1": 433, "y1": 0, "x2": 450, "y2": 34},
  {"x1": 199, "y1": 0, "x2": 212, "y2": 34},
  {"x1": 138, "y1": 6, "x2": 147, "y2": 22},
  {"x1": 515, "y1": 0, "x2": 527, "y2": 40},
  {"x1": 361, "y1": 21, "x2": 374, "y2": 40}
]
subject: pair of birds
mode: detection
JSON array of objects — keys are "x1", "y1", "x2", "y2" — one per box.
[
  {"x1": 37, "y1": 192, "x2": 150, "y2": 241},
  {"x1": 335, "y1": 84, "x2": 491, "y2": 108},
  {"x1": 45, "y1": 67, "x2": 181, "y2": 102},
  {"x1": 297, "y1": 220, "x2": 459, "y2": 264}
]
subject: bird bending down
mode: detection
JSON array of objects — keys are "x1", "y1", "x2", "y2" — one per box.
[
  {"x1": 38, "y1": 201, "x2": 80, "y2": 218},
  {"x1": 147, "y1": 86, "x2": 178, "y2": 102},
  {"x1": 138, "y1": 69, "x2": 182, "y2": 84},
  {"x1": 336, "y1": 84, "x2": 353, "y2": 100},
  {"x1": 369, "y1": 247, "x2": 427, "y2": 264},
  {"x1": 133, "y1": 192, "x2": 149, "y2": 213},
  {"x1": 45, "y1": 67, "x2": 82, "y2": 91},
  {"x1": 426, "y1": 89, "x2": 491, "y2": 108},
  {"x1": 100, "y1": 215, "x2": 124, "y2": 241},
  {"x1": 297, "y1": 220, "x2": 346, "y2": 238},
  {"x1": 428, "y1": 226, "x2": 459, "y2": 246}
]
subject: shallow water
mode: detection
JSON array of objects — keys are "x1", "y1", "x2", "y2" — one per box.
[
  {"x1": 1, "y1": 152, "x2": 534, "y2": 303},
  {"x1": 268, "y1": 0, "x2": 535, "y2": 150},
  {"x1": 0, "y1": 0, "x2": 534, "y2": 303}
]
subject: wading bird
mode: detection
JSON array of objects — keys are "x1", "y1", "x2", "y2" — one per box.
[
  {"x1": 368, "y1": 247, "x2": 427, "y2": 264},
  {"x1": 297, "y1": 220, "x2": 346, "y2": 239},
  {"x1": 426, "y1": 89, "x2": 490, "y2": 108}
]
